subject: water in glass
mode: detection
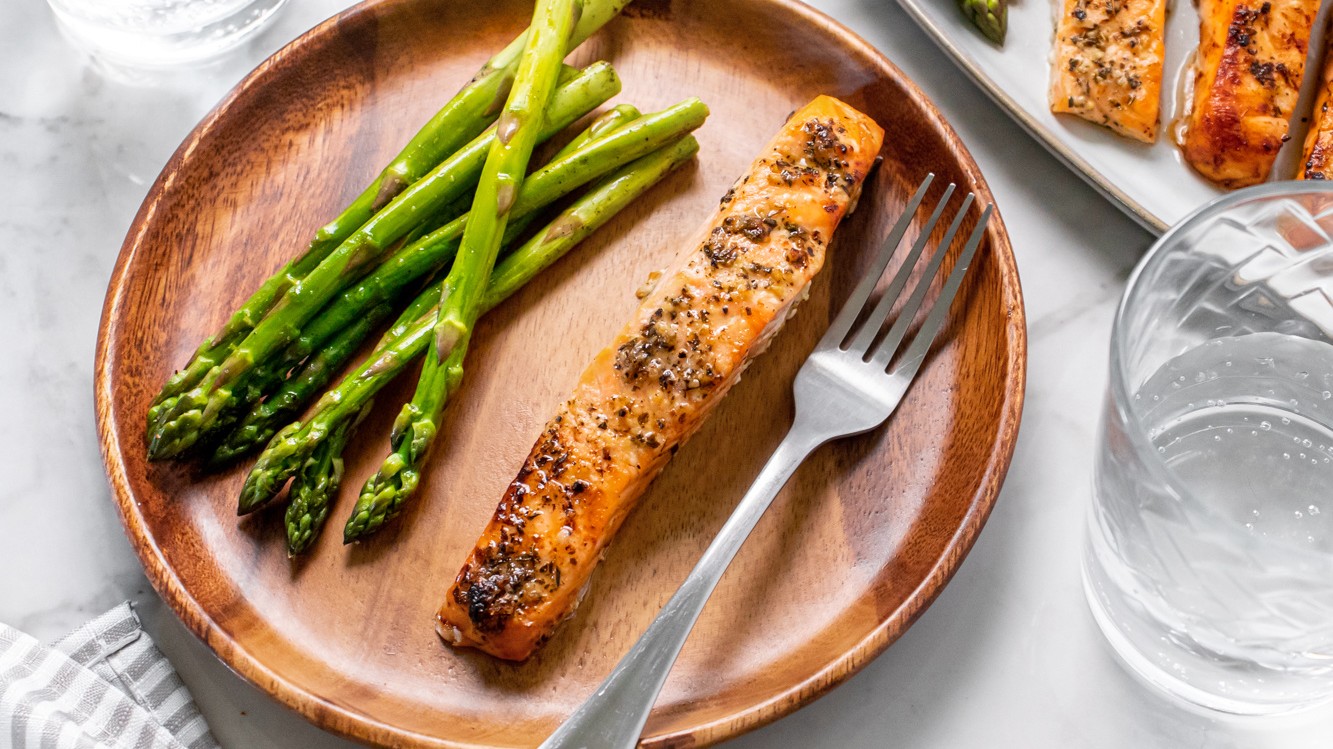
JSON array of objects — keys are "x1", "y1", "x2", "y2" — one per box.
[
  {"x1": 47, "y1": 0, "x2": 287, "y2": 69},
  {"x1": 1087, "y1": 186, "x2": 1333, "y2": 715}
]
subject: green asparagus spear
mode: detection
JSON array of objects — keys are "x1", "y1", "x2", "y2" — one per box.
[
  {"x1": 351, "y1": 0, "x2": 578, "y2": 536},
  {"x1": 211, "y1": 109, "x2": 613, "y2": 466},
  {"x1": 147, "y1": 62, "x2": 621, "y2": 460},
  {"x1": 278, "y1": 99, "x2": 703, "y2": 368},
  {"x1": 147, "y1": 0, "x2": 634, "y2": 427},
  {"x1": 213, "y1": 300, "x2": 401, "y2": 456},
  {"x1": 264, "y1": 136, "x2": 699, "y2": 549},
  {"x1": 209, "y1": 101, "x2": 710, "y2": 461},
  {"x1": 484, "y1": 0, "x2": 632, "y2": 78},
  {"x1": 210, "y1": 283, "x2": 439, "y2": 468},
  {"x1": 145, "y1": 71, "x2": 508, "y2": 431},
  {"x1": 294, "y1": 0, "x2": 632, "y2": 244},
  {"x1": 344, "y1": 136, "x2": 702, "y2": 540},
  {"x1": 959, "y1": 0, "x2": 1006, "y2": 43},
  {"x1": 550, "y1": 103, "x2": 640, "y2": 162},
  {"x1": 212, "y1": 114, "x2": 636, "y2": 467},
  {"x1": 284, "y1": 401, "x2": 371, "y2": 555},
  {"x1": 195, "y1": 205, "x2": 466, "y2": 455}
]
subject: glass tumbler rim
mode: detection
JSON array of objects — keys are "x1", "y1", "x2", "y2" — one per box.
[{"x1": 1110, "y1": 180, "x2": 1333, "y2": 554}]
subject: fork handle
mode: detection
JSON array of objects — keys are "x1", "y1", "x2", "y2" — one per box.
[{"x1": 538, "y1": 428, "x2": 822, "y2": 749}]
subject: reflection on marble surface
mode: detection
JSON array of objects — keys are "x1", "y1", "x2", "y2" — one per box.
[{"x1": 1, "y1": 0, "x2": 1330, "y2": 746}]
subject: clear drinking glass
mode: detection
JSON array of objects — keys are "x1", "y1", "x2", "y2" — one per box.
[
  {"x1": 46, "y1": 0, "x2": 287, "y2": 70},
  {"x1": 1087, "y1": 182, "x2": 1333, "y2": 716}
]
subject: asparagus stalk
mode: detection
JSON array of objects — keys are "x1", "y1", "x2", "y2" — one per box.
[
  {"x1": 209, "y1": 300, "x2": 401, "y2": 458},
  {"x1": 278, "y1": 99, "x2": 703, "y2": 369},
  {"x1": 265, "y1": 136, "x2": 700, "y2": 549},
  {"x1": 351, "y1": 0, "x2": 578, "y2": 536},
  {"x1": 345, "y1": 136, "x2": 702, "y2": 540},
  {"x1": 147, "y1": 0, "x2": 634, "y2": 425},
  {"x1": 209, "y1": 101, "x2": 714, "y2": 461},
  {"x1": 209, "y1": 284, "x2": 438, "y2": 467},
  {"x1": 959, "y1": 0, "x2": 1006, "y2": 43},
  {"x1": 284, "y1": 402, "x2": 371, "y2": 555},
  {"x1": 147, "y1": 61, "x2": 621, "y2": 460},
  {"x1": 313, "y1": 67, "x2": 512, "y2": 241},
  {"x1": 485, "y1": 0, "x2": 632, "y2": 77},
  {"x1": 550, "y1": 104, "x2": 640, "y2": 162},
  {"x1": 146, "y1": 74, "x2": 512, "y2": 438},
  {"x1": 145, "y1": 71, "x2": 509, "y2": 431},
  {"x1": 196, "y1": 206, "x2": 465, "y2": 454}
]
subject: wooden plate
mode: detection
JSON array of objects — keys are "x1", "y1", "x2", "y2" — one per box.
[{"x1": 95, "y1": 1, "x2": 1026, "y2": 746}]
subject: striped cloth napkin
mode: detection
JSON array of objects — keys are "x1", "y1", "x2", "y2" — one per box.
[{"x1": 0, "y1": 603, "x2": 218, "y2": 749}]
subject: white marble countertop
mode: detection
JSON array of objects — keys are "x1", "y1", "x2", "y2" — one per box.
[{"x1": 3, "y1": 0, "x2": 1331, "y2": 746}]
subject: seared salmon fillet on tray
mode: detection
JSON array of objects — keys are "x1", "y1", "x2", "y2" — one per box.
[
  {"x1": 1180, "y1": 0, "x2": 1317, "y2": 187},
  {"x1": 1301, "y1": 35, "x2": 1333, "y2": 180},
  {"x1": 436, "y1": 95, "x2": 886, "y2": 660},
  {"x1": 1049, "y1": 0, "x2": 1167, "y2": 143}
]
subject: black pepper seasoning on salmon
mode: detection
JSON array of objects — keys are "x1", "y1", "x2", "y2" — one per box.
[{"x1": 436, "y1": 96, "x2": 885, "y2": 661}]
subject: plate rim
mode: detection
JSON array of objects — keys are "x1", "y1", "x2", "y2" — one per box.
[
  {"x1": 893, "y1": 0, "x2": 1169, "y2": 235},
  {"x1": 93, "y1": 0, "x2": 1028, "y2": 746}
]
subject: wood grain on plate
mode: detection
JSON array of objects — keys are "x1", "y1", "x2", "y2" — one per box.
[{"x1": 95, "y1": 1, "x2": 1026, "y2": 746}]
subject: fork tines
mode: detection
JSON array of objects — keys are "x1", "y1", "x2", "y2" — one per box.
[{"x1": 821, "y1": 174, "x2": 993, "y2": 380}]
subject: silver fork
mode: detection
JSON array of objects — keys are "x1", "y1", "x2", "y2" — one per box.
[{"x1": 539, "y1": 174, "x2": 993, "y2": 749}]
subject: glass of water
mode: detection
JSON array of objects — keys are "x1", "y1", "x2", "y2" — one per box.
[
  {"x1": 1087, "y1": 182, "x2": 1333, "y2": 716},
  {"x1": 46, "y1": 0, "x2": 287, "y2": 71}
]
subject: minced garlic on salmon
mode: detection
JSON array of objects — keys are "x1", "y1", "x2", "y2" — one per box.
[{"x1": 435, "y1": 95, "x2": 885, "y2": 661}]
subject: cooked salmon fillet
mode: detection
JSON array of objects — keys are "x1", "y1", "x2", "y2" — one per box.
[
  {"x1": 1181, "y1": 0, "x2": 1318, "y2": 187},
  {"x1": 1301, "y1": 37, "x2": 1333, "y2": 180},
  {"x1": 1049, "y1": 0, "x2": 1167, "y2": 143},
  {"x1": 435, "y1": 95, "x2": 885, "y2": 660}
]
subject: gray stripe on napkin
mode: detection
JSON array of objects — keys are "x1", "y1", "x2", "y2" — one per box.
[
  {"x1": 55, "y1": 604, "x2": 218, "y2": 749},
  {"x1": 1, "y1": 603, "x2": 219, "y2": 749}
]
